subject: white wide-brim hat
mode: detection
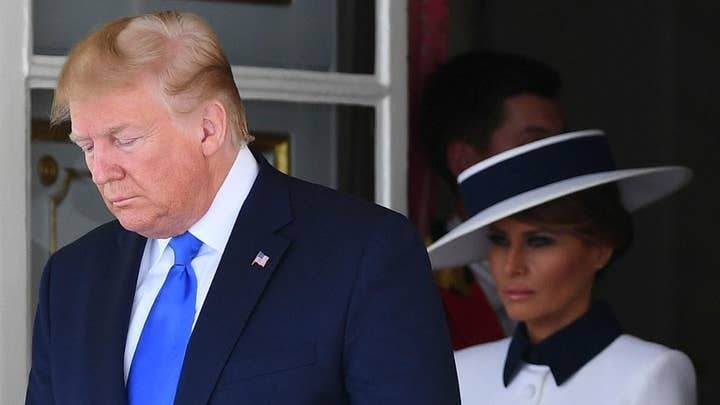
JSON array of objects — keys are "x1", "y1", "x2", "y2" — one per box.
[{"x1": 427, "y1": 129, "x2": 692, "y2": 270}]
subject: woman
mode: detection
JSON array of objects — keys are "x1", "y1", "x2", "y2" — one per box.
[{"x1": 428, "y1": 130, "x2": 696, "y2": 404}]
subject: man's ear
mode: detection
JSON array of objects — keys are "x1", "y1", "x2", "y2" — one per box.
[
  {"x1": 200, "y1": 100, "x2": 228, "y2": 157},
  {"x1": 446, "y1": 140, "x2": 484, "y2": 178}
]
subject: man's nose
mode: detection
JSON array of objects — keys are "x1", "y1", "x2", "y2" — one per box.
[{"x1": 88, "y1": 145, "x2": 123, "y2": 185}]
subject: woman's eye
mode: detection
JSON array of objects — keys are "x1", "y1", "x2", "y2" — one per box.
[
  {"x1": 487, "y1": 233, "x2": 509, "y2": 247},
  {"x1": 527, "y1": 235, "x2": 555, "y2": 248}
]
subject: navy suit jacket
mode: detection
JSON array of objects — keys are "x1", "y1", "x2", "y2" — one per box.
[{"x1": 26, "y1": 155, "x2": 460, "y2": 404}]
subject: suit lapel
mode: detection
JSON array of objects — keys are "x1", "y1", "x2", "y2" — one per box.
[
  {"x1": 87, "y1": 226, "x2": 145, "y2": 404},
  {"x1": 176, "y1": 156, "x2": 292, "y2": 405}
]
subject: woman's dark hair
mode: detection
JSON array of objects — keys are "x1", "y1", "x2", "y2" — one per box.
[{"x1": 513, "y1": 183, "x2": 634, "y2": 271}]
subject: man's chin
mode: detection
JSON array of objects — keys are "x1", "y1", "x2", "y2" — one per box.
[
  {"x1": 117, "y1": 216, "x2": 154, "y2": 238},
  {"x1": 117, "y1": 216, "x2": 186, "y2": 239}
]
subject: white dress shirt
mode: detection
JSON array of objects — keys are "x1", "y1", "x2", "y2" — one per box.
[
  {"x1": 454, "y1": 335, "x2": 696, "y2": 405},
  {"x1": 123, "y1": 146, "x2": 258, "y2": 381}
]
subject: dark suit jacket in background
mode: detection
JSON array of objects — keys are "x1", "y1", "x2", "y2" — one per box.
[{"x1": 26, "y1": 154, "x2": 461, "y2": 404}]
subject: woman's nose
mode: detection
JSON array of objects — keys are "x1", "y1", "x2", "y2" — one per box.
[{"x1": 503, "y1": 245, "x2": 528, "y2": 277}]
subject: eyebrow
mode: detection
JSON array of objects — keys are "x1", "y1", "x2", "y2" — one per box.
[{"x1": 69, "y1": 124, "x2": 129, "y2": 142}]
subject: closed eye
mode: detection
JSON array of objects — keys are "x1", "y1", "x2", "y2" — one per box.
[
  {"x1": 114, "y1": 137, "x2": 140, "y2": 147},
  {"x1": 77, "y1": 143, "x2": 94, "y2": 153}
]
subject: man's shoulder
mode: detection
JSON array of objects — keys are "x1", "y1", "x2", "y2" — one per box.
[{"x1": 285, "y1": 174, "x2": 412, "y2": 231}]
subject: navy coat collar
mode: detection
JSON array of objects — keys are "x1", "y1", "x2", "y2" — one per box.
[{"x1": 503, "y1": 301, "x2": 623, "y2": 386}]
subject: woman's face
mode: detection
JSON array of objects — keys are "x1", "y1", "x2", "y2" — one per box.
[{"x1": 487, "y1": 217, "x2": 612, "y2": 341}]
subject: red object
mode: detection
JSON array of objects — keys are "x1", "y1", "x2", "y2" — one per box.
[
  {"x1": 438, "y1": 282, "x2": 506, "y2": 350},
  {"x1": 407, "y1": 0, "x2": 448, "y2": 236},
  {"x1": 408, "y1": 0, "x2": 505, "y2": 350}
]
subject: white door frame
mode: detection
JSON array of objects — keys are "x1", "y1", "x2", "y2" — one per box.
[
  {"x1": 2, "y1": 0, "x2": 407, "y2": 401},
  {"x1": 0, "y1": 1, "x2": 31, "y2": 403}
]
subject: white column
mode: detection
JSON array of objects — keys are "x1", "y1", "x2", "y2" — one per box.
[
  {"x1": 375, "y1": 0, "x2": 408, "y2": 214},
  {"x1": 0, "y1": 0, "x2": 31, "y2": 403}
]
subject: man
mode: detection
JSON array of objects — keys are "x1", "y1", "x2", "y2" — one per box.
[
  {"x1": 421, "y1": 51, "x2": 565, "y2": 349},
  {"x1": 26, "y1": 11, "x2": 460, "y2": 405}
]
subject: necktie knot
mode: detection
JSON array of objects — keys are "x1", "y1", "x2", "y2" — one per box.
[{"x1": 169, "y1": 232, "x2": 202, "y2": 266}]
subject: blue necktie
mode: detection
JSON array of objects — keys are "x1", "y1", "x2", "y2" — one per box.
[{"x1": 128, "y1": 232, "x2": 202, "y2": 405}]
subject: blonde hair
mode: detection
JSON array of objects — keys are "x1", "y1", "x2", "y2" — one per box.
[{"x1": 52, "y1": 11, "x2": 252, "y2": 145}]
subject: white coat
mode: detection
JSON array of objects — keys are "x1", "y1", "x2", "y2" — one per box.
[{"x1": 454, "y1": 335, "x2": 696, "y2": 405}]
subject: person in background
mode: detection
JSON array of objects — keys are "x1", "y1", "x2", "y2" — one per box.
[
  {"x1": 429, "y1": 130, "x2": 696, "y2": 404},
  {"x1": 421, "y1": 50, "x2": 565, "y2": 348},
  {"x1": 26, "y1": 11, "x2": 460, "y2": 405}
]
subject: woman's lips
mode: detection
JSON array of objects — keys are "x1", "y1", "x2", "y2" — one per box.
[{"x1": 503, "y1": 287, "x2": 535, "y2": 301}]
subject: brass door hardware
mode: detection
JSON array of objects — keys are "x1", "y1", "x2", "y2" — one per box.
[{"x1": 37, "y1": 155, "x2": 91, "y2": 254}]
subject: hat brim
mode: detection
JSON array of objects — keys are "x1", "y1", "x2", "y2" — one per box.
[{"x1": 427, "y1": 166, "x2": 691, "y2": 270}]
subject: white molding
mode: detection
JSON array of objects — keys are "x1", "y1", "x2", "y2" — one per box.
[
  {"x1": 27, "y1": 54, "x2": 61, "y2": 90},
  {"x1": 231, "y1": 65, "x2": 386, "y2": 106},
  {"x1": 29, "y1": 55, "x2": 387, "y2": 107},
  {"x1": 374, "y1": 0, "x2": 408, "y2": 213},
  {"x1": 0, "y1": 0, "x2": 31, "y2": 403}
]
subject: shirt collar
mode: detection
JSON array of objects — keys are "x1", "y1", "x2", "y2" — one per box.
[
  {"x1": 148, "y1": 146, "x2": 258, "y2": 261},
  {"x1": 189, "y1": 146, "x2": 258, "y2": 252},
  {"x1": 503, "y1": 301, "x2": 623, "y2": 386}
]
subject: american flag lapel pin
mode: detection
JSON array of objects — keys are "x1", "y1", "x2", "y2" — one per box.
[{"x1": 251, "y1": 251, "x2": 270, "y2": 268}]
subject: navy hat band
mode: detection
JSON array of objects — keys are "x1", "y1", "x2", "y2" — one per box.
[{"x1": 460, "y1": 135, "x2": 616, "y2": 217}]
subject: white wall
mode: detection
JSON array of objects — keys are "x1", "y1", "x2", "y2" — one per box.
[{"x1": 0, "y1": 1, "x2": 31, "y2": 403}]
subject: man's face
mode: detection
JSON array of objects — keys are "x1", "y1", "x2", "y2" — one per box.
[
  {"x1": 69, "y1": 76, "x2": 212, "y2": 238},
  {"x1": 484, "y1": 93, "x2": 565, "y2": 159},
  {"x1": 446, "y1": 93, "x2": 565, "y2": 179}
]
